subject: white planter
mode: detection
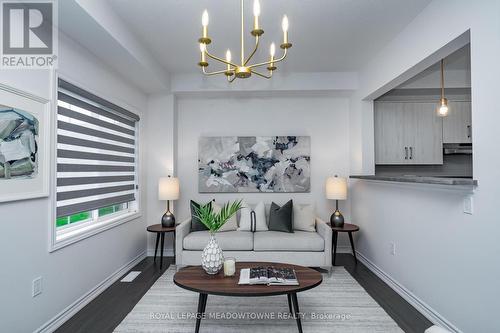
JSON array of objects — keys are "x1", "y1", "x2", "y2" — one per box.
[{"x1": 201, "y1": 233, "x2": 224, "y2": 274}]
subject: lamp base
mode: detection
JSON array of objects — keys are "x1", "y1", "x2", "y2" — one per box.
[
  {"x1": 330, "y1": 210, "x2": 344, "y2": 228},
  {"x1": 161, "y1": 211, "x2": 175, "y2": 228}
]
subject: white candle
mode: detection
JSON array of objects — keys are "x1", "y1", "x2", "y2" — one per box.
[{"x1": 224, "y1": 258, "x2": 236, "y2": 276}]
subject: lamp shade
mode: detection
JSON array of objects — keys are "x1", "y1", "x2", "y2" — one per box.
[
  {"x1": 325, "y1": 176, "x2": 347, "y2": 200},
  {"x1": 158, "y1": 176, "x2": 180, "y2": 200}
]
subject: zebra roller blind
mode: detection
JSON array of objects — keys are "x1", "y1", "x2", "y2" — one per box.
[{"x1": 56, "y1": 79, "x2": 139, "y2": 218}]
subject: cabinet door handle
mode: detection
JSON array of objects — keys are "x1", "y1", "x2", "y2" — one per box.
[
  {"x1": 404, "y1": 147, "x2": 408, "y2": 160},
  {"x1": 467, "y1": 125, "x2": 471, "y2": 139},
  {"x1": 410, "y1": 147, "x2": 413, "y2": 160}
]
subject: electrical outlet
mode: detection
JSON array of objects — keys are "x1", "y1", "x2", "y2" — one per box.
[
  {"x1": 464, "y1": 196, "x2": 473, "y2": 215},
  {"x1": 32, "y1": 277, "x2": 42, "y2": 297},
  {"x1": 390, "y1": 242, "x2": 396, "y2": 256}
]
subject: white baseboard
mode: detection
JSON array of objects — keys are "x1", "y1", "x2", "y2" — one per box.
[
  {"x1": 146, "y1": 248, "x2": 174, "y2": 257},
  {"x1": 356, "y1": 251, "x2": 461, "y2": 333},
  {"x1": 35, "y1": 251, "x2": 146, "y2": 333}
]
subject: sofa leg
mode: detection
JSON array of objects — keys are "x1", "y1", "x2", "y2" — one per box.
[{"x1": 320, "y1": 266, "x2": 333, "y2": 276}]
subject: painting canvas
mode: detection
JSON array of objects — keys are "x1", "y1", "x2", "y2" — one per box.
[
  {"x1": 198, "y1": 136, "x2": 310, "y2": 193},
  {"x1": 0, "y1": 84, "x2": 49, "y2": 203},
  {"x1": 0, "y1": 107, "x2": 39, "y2": 180}
]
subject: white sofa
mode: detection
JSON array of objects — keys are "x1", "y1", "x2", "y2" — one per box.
[{"x1": 175, "y1": 212, "x2": 332, "y2": 269}]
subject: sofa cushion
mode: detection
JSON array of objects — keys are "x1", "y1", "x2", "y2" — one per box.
[
  {"x1": 190, "y1": 200, "x2": 210, "y2": 232},
  {"x1": 268, "y1": 200, "x2": 293, "y2": 233},
  {"x1": 238, "y1": 201, "x2": 268, "y2": 231},
  {"x1": 293, "y1": 204, "x2": 316, "y2": 232},
  {"x1": 213, "y1": 202, "x2": 238, "y2": 232},
  {"x1": 183, "y1": 231, "x2": 254, "y2": 251},
  {"x1": 253, "y1": 231, "x2": 324, "y2": 252}
]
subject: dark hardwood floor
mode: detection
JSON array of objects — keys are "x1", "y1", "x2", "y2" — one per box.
[
  {"x1": 336, "y1": 254, "x2": 433, "y2": 333},
  {"x1": 55, "y1": 256, "x2": 174, "y2": 333},
  {"x1": 56, "y1": 254, "x2": 432, "y2": 333}
]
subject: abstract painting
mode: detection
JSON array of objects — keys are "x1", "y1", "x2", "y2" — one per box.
[
  {"x1": 0, "y1": 84, "x2": 49, "y2": 203},
  {"x1": 0, "y1": 107, "x2": 39, "y2": 179},
  {"x1": 198, "y1": 136, "x2": 310, "y2": 193}
]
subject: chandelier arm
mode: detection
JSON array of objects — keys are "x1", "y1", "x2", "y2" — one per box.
[
  {"x1": 228, "y1": 75, "x2": 237, "y2": 83},
  {"x1": 250, "y1": 69, "x2": 272, "y2": 79},
  {"x1": 248, "y1": 48, "x2": 288, "y2": 69},
  {"x1": 202, "y1": 67, "x2": 233, "y2": 76},
  {"x1": 204, "y1": 49, "x2": 238, "y2": 67},
  {"x1": 243, "y1": 35, "x2": 260, "y2": 66}
]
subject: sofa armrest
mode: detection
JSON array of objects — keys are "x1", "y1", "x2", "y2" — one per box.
[
  {"x1": 316, "y1": 217, "x2": 332, "y2": 266},
  {"x1": 176, "y1": 218, "x2": 191, "y2": 264}
]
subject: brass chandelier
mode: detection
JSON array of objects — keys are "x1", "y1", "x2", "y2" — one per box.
[{"x1": 197, "y1": 0, "x2": 292, "y2": 82}]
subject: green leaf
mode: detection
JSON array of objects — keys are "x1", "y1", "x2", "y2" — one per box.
[{"x1": 193, "y1": 200, "x2": 243, "y2": 232}]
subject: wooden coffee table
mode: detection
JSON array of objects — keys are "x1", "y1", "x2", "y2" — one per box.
[{"x1": 174, "y1": 262, "x2": 322, "y2": 333}]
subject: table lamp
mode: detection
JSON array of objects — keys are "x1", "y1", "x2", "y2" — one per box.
[
  {"x1": 325, "y1": 175, "x2": 347, "y2": 227},
  {"x1": 158, "y1": 176, "x2": 180, "y2": 227}
]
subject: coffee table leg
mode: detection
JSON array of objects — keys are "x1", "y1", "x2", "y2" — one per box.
[
  {"x1": 287, "y1": 294, "x2": 293, "y2": 313},
  {"x1": 195, "y1": 293, "x2": 207, "y2": 333},
  {"x1": 154, "y1": 233, "x2": 160, "y2": 263},
  {"x1": 291, "y1": 293, "x2": 303, "y2": 333}
]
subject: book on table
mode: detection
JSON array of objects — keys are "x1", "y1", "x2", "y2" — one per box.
[{"x1": 238, "y1": 266, "x2": 299, "y2": 286}]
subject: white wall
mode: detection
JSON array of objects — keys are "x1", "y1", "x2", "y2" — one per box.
[
  {"x1": 174, "y1": 94, "x2": 351, "y2": 228},
  {"x1": 145, "y1": 93, "x2": 176, "y2": 255},
  {"x1": 350, "y1": 0, "x2": 500, "y2": 332},
  {"x1": 0, "y1": 33, "x2": 148, "y2": 332}
]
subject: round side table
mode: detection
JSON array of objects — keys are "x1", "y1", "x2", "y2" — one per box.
[
  {"x1": 328, "y1": 223, "x2": 360, "y2": 266},
  {"x1": 146, "y1": 224, "x2": 176, "y2": 269}
]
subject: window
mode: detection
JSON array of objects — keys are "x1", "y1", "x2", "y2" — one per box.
[{"x1": 54, "y1": 79, "x2": 140, "y2": 245}]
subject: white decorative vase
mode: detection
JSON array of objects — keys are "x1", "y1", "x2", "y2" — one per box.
[{"x1": 201, "y1": 233, "x2": 224, "y2": 275}]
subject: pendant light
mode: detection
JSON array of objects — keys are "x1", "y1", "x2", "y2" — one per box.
[{"x1": 437, "y1": 59, "x2": 449, "y2": 117}]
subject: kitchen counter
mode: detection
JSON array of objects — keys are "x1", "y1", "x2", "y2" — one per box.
[{"x1": 350, "y1": 175, "x2": 478, "y2": 186}]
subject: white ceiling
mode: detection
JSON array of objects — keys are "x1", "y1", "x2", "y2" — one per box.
[
  {"x1": 59, "y1": 0, "x2": 435, "y2": 93},
  {"x1": 106, "y1": 0, "x2": 432, "y2": 74}
]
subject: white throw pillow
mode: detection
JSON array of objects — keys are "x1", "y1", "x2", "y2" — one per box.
[
  {"x1": 238, "y1": 201, "x2": 268, "y2": 231},
  {"x1": 293, "y1": 204, "x2": 316, "y2": 232},
  {"x1": 213, "y1": 202, "x2": 238, "y2": 232}
]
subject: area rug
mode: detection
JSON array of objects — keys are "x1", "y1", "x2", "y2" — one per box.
[{"x1": 114, "y1": 266, "x2": 403, "y2": 332}]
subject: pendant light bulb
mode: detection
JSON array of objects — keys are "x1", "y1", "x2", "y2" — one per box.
[
  {"x1": 199, "y1": 43, "x2": 206, "y2": 52},
  {"x1": 270, "y1": 43, "x2": 276, "y2": 57},
  {"x1": 438, "y1": 98, "x2": 449, "y2": 117},
  {"x1": 437, "y1": 58, "x2": 449, "y2": 117},
  {"x1": 225, "y1": 49, "x2": 232, "y2": 62}
]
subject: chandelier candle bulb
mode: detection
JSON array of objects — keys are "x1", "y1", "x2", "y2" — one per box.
[
  {"x1": 253, "y1": 0, "x2": 260, "y2": 29},
  {"x1": 202, "y1": 10, "x2": 209, "y2": 38},
  {"x1": 226, "y1": 49, "x2": 232, "y2": 71},
  {"x1": 282, "y1": 15, "x2": 289, "y2": 43}
]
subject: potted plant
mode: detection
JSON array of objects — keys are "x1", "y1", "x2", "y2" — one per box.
[{"x1": 194, "y1": 200, "x2": 243, "y2": 274}]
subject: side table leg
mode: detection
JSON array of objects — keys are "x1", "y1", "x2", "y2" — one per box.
[
  {"x1": 291, "y1": 293, "x2": 303, "y2": 333},
  {"x1": 173, "y1": 230, "x2": 176, "y2": 264},
  {"x1": 348, "y1": 231, "x2": 357, "y2": 264},
  {"x1": 160, "y1": 232, "x2": 165, "y2": 270},
  {"x1": 332, "y1": 231, "x2": 338, "y2": 266},
  {"x1": 154, "y1": 233, "x2": 160, "y2": 263}
]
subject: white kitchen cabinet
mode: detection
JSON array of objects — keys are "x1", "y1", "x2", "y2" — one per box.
[
  {"x1": 375, "y1": 101, "x2": 443, "y2": 165},
  {"x1": 443, "y1": 101, "x2": 472, "y2": 143}
]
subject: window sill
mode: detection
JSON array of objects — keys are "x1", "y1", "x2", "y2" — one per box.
[{"x1": 49, "y1": 211, "x2": 141, "y2": 252}]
